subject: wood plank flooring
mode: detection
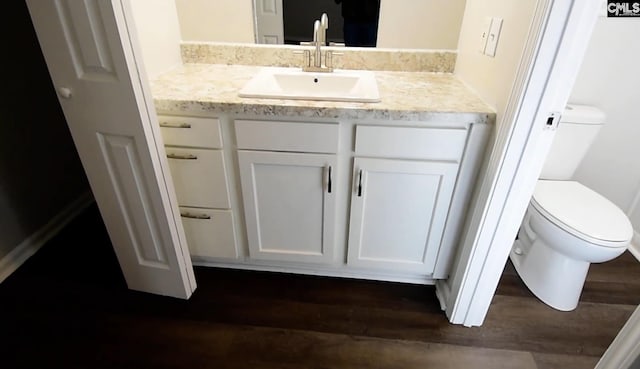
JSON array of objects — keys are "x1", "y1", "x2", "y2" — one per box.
[{"x1": 0, "y1": 203, "x2": 638, "y2": 368}]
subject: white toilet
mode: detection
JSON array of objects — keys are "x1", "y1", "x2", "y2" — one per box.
[{"x1": 510, "y1": 104, "x2": 633, "y2": 311}]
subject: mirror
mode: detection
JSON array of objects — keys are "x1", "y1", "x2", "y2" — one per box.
[{"x1": 174, "y1": 0, "x2": 467, "y2": 50}]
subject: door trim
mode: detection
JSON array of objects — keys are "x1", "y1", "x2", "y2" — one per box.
[
  {"x1": 436, "y1": 0, "x2": 602, "y2": 326},
  {"x1": 595, "y1": 304, "x2": 640, "y2": 369}
]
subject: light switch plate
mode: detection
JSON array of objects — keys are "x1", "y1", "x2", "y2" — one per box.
[
  {"x1": 485, "y1": 17, "x2": 503, "y2": 57},
  {"x1": 479, "y1": 17, "x2": 493, "y2": 54}
]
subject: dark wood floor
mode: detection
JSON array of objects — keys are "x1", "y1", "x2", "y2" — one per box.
[{"x1": 1, "y1": 203, "x2": 639, "y2": 368}]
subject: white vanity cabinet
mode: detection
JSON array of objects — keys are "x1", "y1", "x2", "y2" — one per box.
[
  {"x1": 158, "y1": 115, "x2": 239, "y2": 259},
  {"x1": 235, "y1": 120, "x2": 339, "y2": 264},
  {"x1": 156, "y1": 111, "x2": 490, "y2": 284}
]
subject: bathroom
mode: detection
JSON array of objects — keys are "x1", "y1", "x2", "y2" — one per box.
[
  {"x1": 11, "y1": 2, "x2": 640, "y2": 328},
  {"x1": 124, "y1": 0, "x2": 531, "y2": 319},
  {"x1": 128, "y1": 0, "x2": 640, "y2": 307},
  {"x1": 1, "y1": 0, "x2": 640, "y2": 366},
  {"x1": 2, "y1": 1, "x2": 638, "y2": 366}
]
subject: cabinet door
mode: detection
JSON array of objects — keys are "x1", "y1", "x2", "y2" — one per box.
[
  {"x1": 348, "y1": 158, "x2": 459, "y2": 274},
  {"x1": 238, "y1": 151, "x2": 337, "y2": 264}
]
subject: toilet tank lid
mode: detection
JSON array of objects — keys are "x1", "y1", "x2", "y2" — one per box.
[{"x1": 561, "y1": 104, "x2": 606, "y2": 125}]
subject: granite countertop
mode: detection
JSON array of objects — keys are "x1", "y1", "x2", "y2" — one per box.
[{"x1": 151, "y1": 63, "x2": 495, "y2": 123}]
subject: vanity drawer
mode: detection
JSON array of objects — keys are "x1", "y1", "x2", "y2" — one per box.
[
  {"x1": 179, "y1": 207, "x2": 238, "y2": 259},
  {"x1": 166, "y1": 148, "x2": 230, "y2": 208},
  {"x1": 355, "y1": 125, "x2": 468, "y2": 161},
  {"x1": 158, "y1": 115, "x2": 223, "y2": 149},
  {"x1": 235, "y1": 120, "x2": 339, "y2": 153}
]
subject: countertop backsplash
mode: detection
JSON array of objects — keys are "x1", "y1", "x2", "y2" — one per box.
[{"x1": 180, "y1": 42, "x2": 457, "y2": 73}]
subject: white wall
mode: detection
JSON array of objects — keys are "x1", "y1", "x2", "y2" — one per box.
[
  {"x1": 454, "y1": 0, "x2": 538, "y2": 128},
  {"x1": 129, "y1": 0, "x2": 183, "y2": 80},
  {"x1": 570, "y1": 17, "x2": 640, "y2": 235},
  {"x1": 377, "y1": 0, "x2": 466, "y2": 50},
  {"x1": 174, "y1": 0, "x2": 255, "y2": 43}
]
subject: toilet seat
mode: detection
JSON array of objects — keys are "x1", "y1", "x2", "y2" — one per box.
[{"x1": 531, "y1": 180, "x2": 632, "y2": 247}]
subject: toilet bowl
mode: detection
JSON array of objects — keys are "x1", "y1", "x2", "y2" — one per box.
[
  {"x1": 510, "y1": 104, "x2": 633, "y2": 311},
  {"x1": 511, "y1": 181, "x2": 631, "y2": 311}
]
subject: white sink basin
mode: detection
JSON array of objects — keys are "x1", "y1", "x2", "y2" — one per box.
[{"x1": 239, "y1": 67, "x2": 380, "y2": 103}]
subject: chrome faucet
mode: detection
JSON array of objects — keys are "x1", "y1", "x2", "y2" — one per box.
[
  {"x1": 313, "y1": 19, "x2": 323, "y2": 68},
  {"x1": 298, "y1": 13, "x2": 339, "y2": 73},
  {"x1": 318, "y1": 13, "x2": 329, "y2": 49}
]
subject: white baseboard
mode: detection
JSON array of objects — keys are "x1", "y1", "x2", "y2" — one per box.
[
  {"x1": 191, "y1": 258, "x2": 437, "y2": 285},
  {"x1": 629, "y1": 231, "x2": 640, "y2": 262},
  {"x1": 0, "y1": 191, "x2": 94, "y2": 283}
]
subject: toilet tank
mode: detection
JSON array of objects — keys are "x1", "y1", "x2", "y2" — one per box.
[{"x1": 540, "y1": 104, "x2": 605, "y2": 180}]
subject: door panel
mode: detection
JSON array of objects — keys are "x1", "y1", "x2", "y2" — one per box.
[
  {"x1": 254, "y1": 0, "x2": 284, "y2": 44},
  {"x1": 26, "y1": 0, "x2": 196, "y2": 298},
  {"x1": 56, "y1": 0, "x2": 118, "y2": 80},
  {"x1": 348, "y1": 158, "x2": 458, "y2": 274},
  {"x1": 238, "y1": 151, "x2": 336, "y2": 264},
  {"x1": 98, "y1": 133, "x2": 169, "y2": 267}
]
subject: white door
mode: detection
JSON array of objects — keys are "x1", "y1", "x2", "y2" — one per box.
[
  {"x1": 26, "y1": 0, "x2": 196, "y2": 298},
  {"x1": 254, "y1": 0, "x2": 284, "y2": 44},
  {"x1": 348, "y1": 158, "x2": 458, "y2": 274},
  {"x1": 238, "y1": 151, "x2": 336, "y2": 264}
]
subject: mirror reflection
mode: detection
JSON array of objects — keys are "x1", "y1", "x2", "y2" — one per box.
[
  {"x1": 334, "y1": 0, "x2": 380, "y2": 47},
  {"x1": 282, "y1": 0, "x2": 381, "y2": 47},
  {"x1": 174, "y1": 0, "x2": 467, "y2": 50}
]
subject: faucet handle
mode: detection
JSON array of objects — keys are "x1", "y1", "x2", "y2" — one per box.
[
  {"x1": 293, "y1": 49, "x2": 312, "y2": 68},
  {"x1": 329, "y1": 42, "x2": 345, "y2": 47},
  {"x1": 325, "y1": 50, "x2": 342, "y2": 70}
]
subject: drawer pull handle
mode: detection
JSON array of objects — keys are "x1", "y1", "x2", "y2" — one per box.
[
  {"x1": 357, "y1": 169, "x2": 363, "y2": 197},
  {"x1": 160, "y1": 122, "x2": 192, "y2": 129},
  {"x1": 327, "y1": 165, "x2": 333, "y2": 194},
  {"x1": 180, "y1": 212, "x2": 211, "y2": 220},
  {"x1": 167, "y1": 153, "x2": 198, "y2": 160}
]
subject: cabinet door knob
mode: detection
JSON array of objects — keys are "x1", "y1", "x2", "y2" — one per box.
[
  {"x1": 327, "y1": 165, "x2": 332, "y2": 194},
  {"x1": 58, "y1": 87, "x2": 72, "y2": 99},
  {"x1": 357, "y1": 169, "x2": 363, "y2": 197}
]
